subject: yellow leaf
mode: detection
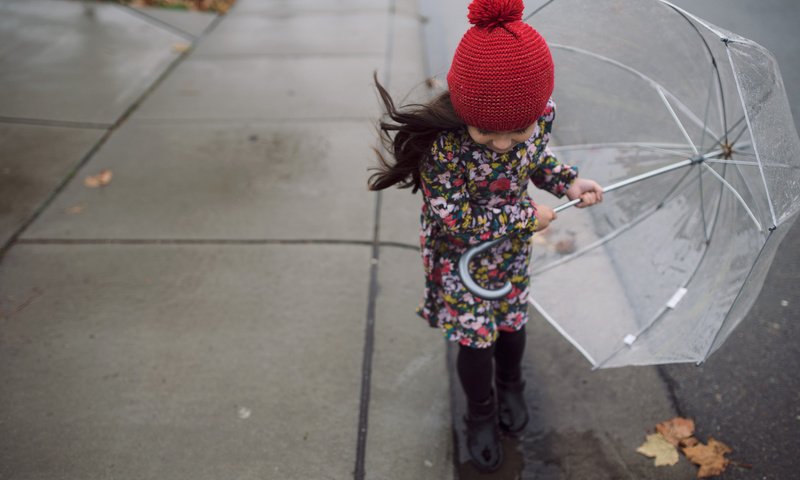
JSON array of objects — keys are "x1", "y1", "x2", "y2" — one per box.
[
  {"x1": 173, "y1": 42, "x2": 192, "y2": 53},
  {"x1": 84, "y1": 169, "x2": 112, "y2": 188},
  {"x1": 637, "y1": 433, "x2": 679, "y2": 466}
]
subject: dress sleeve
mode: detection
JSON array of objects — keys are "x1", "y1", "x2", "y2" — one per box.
[
  {"x1": 420, "y1": 136, "x2": 539, "y2": 245},
  {"x1": 530, "y1": 101, "x2": 579, "y2": 198}
]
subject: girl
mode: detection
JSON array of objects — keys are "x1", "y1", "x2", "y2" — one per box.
[{"x1": 369, "y1": 0, "x2": 603, "y2": 472}]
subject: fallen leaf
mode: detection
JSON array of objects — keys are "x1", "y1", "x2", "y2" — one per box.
[
  {"x1": 554, "y1": 238, "x2": 576, "y2": 254},
  {"x1": 656, "y1": 417, "x2": 695, "y2": 447},
  {"x1": 637, "y1": 433, "x2": 679, "y2": 466},
  {"x1": 173, "y1": 42, "x2": 191, "y2": 53},
  {"x1": 682, "y1": 437, "x2": 732, "y2": 478},
  {"x1": 682, "y1": 436, "x2": 700, "y2": 448},
  {"x1": 84, "y1": 169, "x2": 112, "y2": 188},
  {"x1": 122, "y1": 0, "x2": 236, "y2": 13},
  {"x1": 65, "y1": 205, "x2": 85, "y2": 214}
]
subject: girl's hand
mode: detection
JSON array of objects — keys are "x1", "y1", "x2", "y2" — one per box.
[
  {"x1": 535, "y1": 204, "x2": 556, "y2": 231},
  {"x1": 566, "y1": 178, "x2": 604, "y2": 208}
]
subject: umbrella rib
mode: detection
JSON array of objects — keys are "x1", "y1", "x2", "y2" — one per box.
[
  {"x1": 700, "y1": 162, "x2": 728, "y2": 263},
  {"x1": 697, "y1": 114, "x2": 760, "y2": 210},
  {"x1": 530, "y1": 164, "x2": 697, "y2": 276},
  {"x1": 660, "y1": 1, "x2": 730, "y2": 140},
  {"x1": 725, "y1": 45, "x2": 779, "y2": 228},
  {"x1": 729, "y1": 120, "x2": 753, "y2": 148},
  {"x1": 702, "y1": 115, "x2": 746, "y2": 156},
  {"x1": 551, "y1": 142, "x2": 694, "y2": 158},
  {"x1": 729, "y1": 158, "x2": 762, "y2": 234},
  {"x1": 699, "y1": 164, "x2": 710, "y2": 242},
  {"x1": 529, "y1": 297, "x2": 598, "y2": 367},
  {"x1": 656, "y1": 86, "x2": 700, "y2": 155},
  {"x1": 592, "y1": 304, "x2": 672, "y2": 370},
  {"x1": 595, "y1": 165, "x2": 727, "y2": 368},
  {"x1": 530, "y1": 205, "x2": 657, "y2": 276},
  {"x1": 523, "y1": 0, "x2": 556, "y2": 21},
  {"x1": 549, "y1": 43, "x2": 718, "y2": 141},
  {"x1": 701, "y1": 163, "x2": 763, "y2": 231},
  {"x1": 721, "y1": 143, "x2": 763, "y2": 217},
  {"x1": 699, "y1": 65, "x2": 716, "y2": 150},
  {"x1": 700, "y1": 228, "x2": 776, "y2": 362},
  {"x1": 705, "y1": 158, "x2": 758, "y2": 166}
]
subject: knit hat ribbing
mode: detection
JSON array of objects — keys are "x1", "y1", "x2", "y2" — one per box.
[{"x1": 447, "y1": 0, "x2": 554, "y2": 132}]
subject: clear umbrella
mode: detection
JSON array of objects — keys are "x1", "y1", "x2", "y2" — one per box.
[{"x1": 459, "y1": 0, "x2": 800, "y2": 368}]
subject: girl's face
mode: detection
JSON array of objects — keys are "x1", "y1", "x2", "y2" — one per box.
[{"x1": 466, "y1": 123, "x2": 537, "y2": 154}]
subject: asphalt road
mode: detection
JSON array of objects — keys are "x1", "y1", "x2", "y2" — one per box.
[{"x1": 660, "y1": 3, "x2": 800, "y2": 479}]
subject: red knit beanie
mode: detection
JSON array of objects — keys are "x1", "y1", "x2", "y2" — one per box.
[{"x1": 447, "y1": 0, "x2": 554, "y2": 132}]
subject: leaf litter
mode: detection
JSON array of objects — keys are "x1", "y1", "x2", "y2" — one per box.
[
  {"x1": 117, "y1": 0, "x2": 237, "y2": 14},
  {"x1": 84, "y1": 169, "x2": 113, "y2": 188},
  {"x1": 636, "y1": 416, "x2": 745, "y2": 478},
  {"x1": 637, "y1": 433, "x2": 679, "y2": 466}
]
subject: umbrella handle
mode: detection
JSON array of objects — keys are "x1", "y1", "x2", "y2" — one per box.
[
  {"x1": 458, "y1": 198, "x2": 590, "y2": 299},
  {"x1": 457, "y1": 237, "x2": 513, "y2": 300},
  {"x1": 458, "y1": 156, "x2": 702, "y2": 300}
]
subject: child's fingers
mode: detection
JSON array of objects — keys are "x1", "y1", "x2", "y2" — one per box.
[{"x1": 578, "y1": 191, "x2": 596, "y2": 207}]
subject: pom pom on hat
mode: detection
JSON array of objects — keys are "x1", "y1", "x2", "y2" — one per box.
[
  {"x1": 448, "y1": 0, "x2": 554, "y2": 132},
  {"x1": 468, "y1": 0, "x2": 523, "y2": 28}
]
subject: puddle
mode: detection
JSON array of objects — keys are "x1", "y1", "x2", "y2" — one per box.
[{"x1": 520, "y1": 430, "x2": 630, "y2": 480}]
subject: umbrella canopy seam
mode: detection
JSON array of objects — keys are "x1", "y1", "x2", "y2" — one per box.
[{"x1": 725, "y1": 45, "x2": 779, "y2": 228}]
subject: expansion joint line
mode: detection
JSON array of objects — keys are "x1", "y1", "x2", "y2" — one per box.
[
  {"x1": 354, "y1": 1, "x2": 397, "y2": 479},
  {"x1": 0, "y1": 10, "x2": 225, "y2": 263}
]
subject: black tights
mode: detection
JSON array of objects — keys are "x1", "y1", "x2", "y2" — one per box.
[{"x1": 457, "y1": 326, "x2": 527, "y2": 406}]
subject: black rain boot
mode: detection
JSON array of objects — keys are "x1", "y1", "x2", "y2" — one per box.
[
  {"x1": 496, "y1": 377, "x2": 529, "y2": 434},
  {"x1": 464, "y1": 391, "x2": 503, "y2": 472}
]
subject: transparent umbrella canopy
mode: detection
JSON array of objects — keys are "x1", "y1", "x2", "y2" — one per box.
[{"x1": 460, "y1": 0, "x2": 800, "y2": 368}]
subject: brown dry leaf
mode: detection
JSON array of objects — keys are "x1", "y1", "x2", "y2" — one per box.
[
  {"x1": 682, "y1": 436, "x2": 700, "y2": 448},
  {"x1": 682, "y1": 437, "x2": 732, "y2": 478},
  {"x1": 554, "y1": 238, "x2": 576, "y2": 255},
  {"x1": 212, "y1": 0, "x2": 232, "y2": 13},
  {"x1": 123, "y1": 0, "x2": 235, "y2": 13},
  {"x1": 84, "y1": 169, "x2": 112, "y2": 188},
  {"x1": 173, "y1": 42, "x2": 192, "y2": 53},
  {"x1": 656, "y1": 417, "x2": 695, "y2": 447},
  {"x1": 637, "y1": 433, "x2": 679, "y2": 467}
]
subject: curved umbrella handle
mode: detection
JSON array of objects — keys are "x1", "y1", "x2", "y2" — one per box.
[
  {"x1": 458, "y1": 237, "x2": 513, "y2": 300},
  {"x1": 458, "y1": 157, "x2": 702, "y2": 301}
]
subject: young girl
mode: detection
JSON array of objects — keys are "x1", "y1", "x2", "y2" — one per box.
[{"x1": 369, "y1": 0, "x2": 602, "y2": 472}]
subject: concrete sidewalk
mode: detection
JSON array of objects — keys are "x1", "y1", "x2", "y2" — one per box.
[
  {"x1": 1, "y1": 1, "x2": 450, "y2": 479},
  {"x1": 1, "y1": 1, "x2": 798, "y2": 479}
]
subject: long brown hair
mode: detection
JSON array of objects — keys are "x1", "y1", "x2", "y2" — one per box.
[{"x1": 368, "y1": 74, "x2": 464, "y2": 192}]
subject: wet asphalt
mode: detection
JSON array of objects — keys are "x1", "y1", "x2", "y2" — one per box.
[{"x1": 422, "y1": 0, "x2": 800, "y2": 479}]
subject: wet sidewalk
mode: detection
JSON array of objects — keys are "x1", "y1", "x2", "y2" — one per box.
[
  {"x1": 2, "y1": 1, "x2": 798, "y2": 479},
  {"x1": 1, "y1": 1, "x2": 450, "y2": 478}
]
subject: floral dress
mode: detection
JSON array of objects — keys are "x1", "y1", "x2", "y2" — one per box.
[{"x1": 417, "y1": 99, "x2": 578, "y2": 348}]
